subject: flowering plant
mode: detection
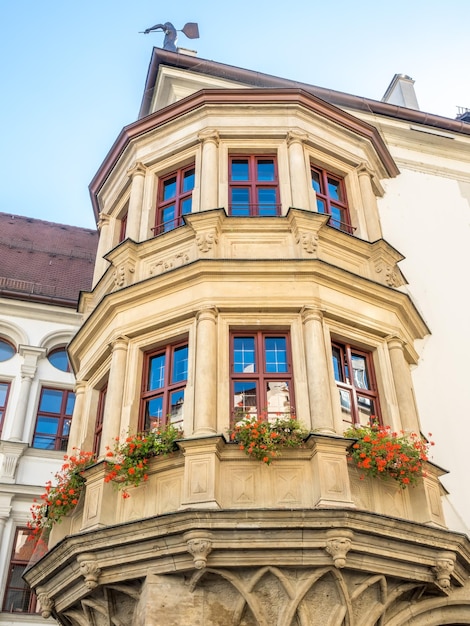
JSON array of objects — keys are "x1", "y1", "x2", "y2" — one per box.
[
  {"x1": 344, "y1": 422, "x2": 433, "y2": 488},
  {"x1": 28, "y1": 449, "x2": 95, "y2": 537},
  {"x1": 228, "y1": 414, "x2": 308, "y2": 464},
  {"x1": 104, "y1": 422, "x2": 182, "y2": 497}
]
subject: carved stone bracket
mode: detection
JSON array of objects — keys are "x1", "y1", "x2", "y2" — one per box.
[
  {"x1": 296, "y1": 230, "x2": 319, "y2": 255},
  {"x1": 325, "y1": 530, "x2": 353, "y2": 568},
  {"x1": 77, "y1": 554, "x2": 102, "y2": 590},
  {"x1": 112, "y1": 262, "x2": 135, "y2": 289},
  {"x1": 196, "y1": 230, "x2": 218, "y2": 253},
  {"x1": 37, "y1": 590, "x2": 54, "y2": 619},
  {"x1": 433, "y1": 551, "x2": 456, "y2": 589},
  {"x1": 375, "y1": 260, "x2": 402, "y2": 287},
  {"x1": 186, "y1": 534, "x2": 213, "y2": 570}
]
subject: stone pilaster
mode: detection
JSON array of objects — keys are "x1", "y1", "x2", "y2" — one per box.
[
  {"x1": 8, "y1": 345, "x2": 45, "y2": 441},
  {"x1": 67, "y1": 381, "x2": 87, "y2": 452},
  {"x1": 287, "y1": 130, "x2": 310, "y2": 210},
  {"x1": 92, "y1": 212, "x2": 112, "y2": 287},
  {"x1": 387, "y1": 336, "x2": 420, "y2": 433},
  {"x1": 198, "y1": 130, "x2": 219, "y2": 211},
  {"x1": 126, "y1": 161, "x2": 147, "y2": 241},
  {"x1": 357, "y1": 163, "x2": 382, "y2": 241},
  {"x1": 194, "y1": 307, "x2": 218, "y2": 435},
  {"x1": 99, "y1": 336, "x2": 129, "y2": 453}
]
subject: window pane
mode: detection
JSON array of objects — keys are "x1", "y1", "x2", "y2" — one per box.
[
  {"x1": 264, "y1": 337, "x2": 287, "y2": 373},
  {"x1": 311, "y1": 171, "x2": 321, "y2": 194},
  {"x1": 233, "y1": 381, "x2": 257, "y2": 414},
  {"x1": 32, "y1": 434, "x2": 55, "y2": 449},
  {"x1": 339, "y1": 388, "x2": 352, "y2": 422},
  {"x1": 0, "y1": 339, "x2": 15, "y2": 362},
  {"x1": 233, "y1": 337, "x2": 255, "y2": 373},
  {"x1": 148, "y1": 354, "x2": 166, "y2": 390},
  {"x1": 257, "y1": 159, "x2": 275, "y2": 181},
  {"x1": 231, "y1": 159, "x2": 249, "y2": 181},
  {"x1": 0, "y1": 382, "x2": 8, "y2": 405},
  {"x1": 266, "y1": 381, "x2": 290, "y2": 417},
  {"x1": 147, "y1": 396, "x2": 163, "y2": 420},
  {"x1": 231, "y1": 188, "x2": 250, "y2": 215},
  {"x1": 62, "y1": 419, "x2": 71, "y2": 436},
  {"x1": 3, "y1": 567, "x2": 31, "y2": 612},
  {"x1": 357, "y1": 395, "x2": 376, "y2": 425},
  {"x1": 183, "y1": 168, "x2": 195, "y2": 192},
  {"x1": 65, "y1": 393, "x2": 75, "y2": 415},
  {"x1": 169, "y1": 389, "x2": 184, "y2": 424},
  {"x1": 181, "y1": 197, "x2": 192, "y2": 215},
  {"x1": 39, "y1": 389, "x2": 64, "y2": 414},
  {"x1": 36, "y1": 416, "x2": 59, "y2": 435},
  {"x1": 13, "y1": 529, "x2": 34, "y2": 560},
  {"x1": 161, "y1": 205, "x2": 176, "y2": 231},
  {"x1": 172, "y1": 346, "x2": 188, "y2": 383},
  {"x1": 351, "y1": 354, "x2": 370, "y2": 389},
  {"x1": 329, "y1": 206, "x2": 344, "y2": 230},
  {"x1": 257, "y1": 188, "x2": 277, "y2": 216},
  {"x1": 327, "y1": 177, "x2": 342, "y2": 201},
  {"x1": 162, "y1": 176, "x2": 177, "y2": 200},
  {"x1": 332, "y1": 346, "x2": 342, "y2": 382},
  {"x1": 48, "y1": 349, "x2": 70, "y2": 372},
  {"x1": 316, "y1": 198, "x2": 326, "y2": 214}
]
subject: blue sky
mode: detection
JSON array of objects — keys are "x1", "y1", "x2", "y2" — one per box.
[{"x1": 1, "y1": 0, "x2": 469, "y2": 229}]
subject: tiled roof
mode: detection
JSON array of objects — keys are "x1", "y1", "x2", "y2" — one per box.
[{"x1": 0, "y1": 212, "x2": 98, "y2": 307}]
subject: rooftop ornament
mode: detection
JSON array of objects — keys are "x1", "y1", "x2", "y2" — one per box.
[{"x1": 141, "y1": 21, "x2": 199, "y2": 52}]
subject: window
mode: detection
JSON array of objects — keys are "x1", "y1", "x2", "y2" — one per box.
[
  {"x1": 153, "y1": 165, "x2": 195, "y2": 235},
  {"x1": 229, "y1": 155, "x2": 280, "y2": 216},
  {"x1": 0, "y1": 338, "x2": 15, "y2": 362},
  {"x1": 0, "y1": 381, "x2": 10, "y2": 437},
  {"x1": 2, "y1": 528, "x2": 37, "y2": 613},
  {"x1": 119, "y1": 212, "x2": 128, "y2": 242},
  {"x1": 140, "y1": 343, "x2": 188, "y2": 430},
  {"x1": 311, "y1": 166, "x2": 352, "y2": 234},
  {"x1": 32, "y1": 388, "x2": 75, "y2": 450},
  {"x1": 331, "y1": 342, "x2": 381, "y2": 426},
  {"x1": 47, "y1": 347, "x2": 71, "y2": 372},
  {"x1": 231, "y1": 331, "x2": 293, "y2": 421},
  {"x1": 93, "y1": 385, "x2": 107, "y2": 455}
]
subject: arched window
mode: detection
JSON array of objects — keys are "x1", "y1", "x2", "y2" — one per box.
[
  {"x1": 47, "y1": 347, "x2": 71, "y2": 372},
  {"x1": 0, "y1": 338, "x2": 15, "y2": 362}
]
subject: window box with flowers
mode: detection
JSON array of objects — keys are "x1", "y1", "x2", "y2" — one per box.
[
  {"x1": 343, "y1": 422, "x2": 433, "y2": 489},
  {"x1": 228, "y1": 414, "x2": 308, "y2": 464}
]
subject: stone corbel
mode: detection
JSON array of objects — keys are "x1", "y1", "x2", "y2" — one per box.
[
  {"x1": 433, "y1": 551, "x2": 456, "y2": 589},
  {"x1": 77, "y1": 553, "x2": 102, "y2": 590},
  {"x1": 36, "y1": 588, "x2": 54, "y2": 619},
  {"x1": 196, "y1": 230, "x2": 218, "y2": 253},
  {"x1": 0, "y1": 441, "x2": 28, "y2": 482},
  {"x1": 325, "y1": 529, "x2": 353, "y2": 568},
  {"x1": 296, "y1": 230, "x2": 319, "y2": 255},
  {"x1": 112, "y1": 261, "x2": 135, "y2": 289},
  {"x1": 185, "y1": 532, "x2": 213, "y2": 570}
]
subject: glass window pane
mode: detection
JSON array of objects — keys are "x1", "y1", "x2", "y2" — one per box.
[
  {"x1": 327, "y1": 177, "x2": 342, "y2": 201},
  {"x1": 13, "y1": 530, "x2": 34, "y2": 560},
  {"x1": 148, "y1": 354, "x2": 166, "y2": 390},
  {"x1": 329, "y1": 206, "x2": 344, "y2": 230},
  {"x1": 352, "y1": 354, "x2": 370, "y2": 389},
  {"x1": 311, "y1": 171, "x2": 321, "y2": 194},
  {"x1": 32, "y1": 434, "x2": 55, "y2": 449},
  {"x1": 332, "y1": 347, "x2": 342, "y2": 382},
  {"x1": 161, "y1": 205, "x2": 176, "y2": 231},
  {"x1": 162, "y1": 176, "x2": 177, "y2": 200},
  {"x1": 183, "y1": 168, "x2": 195, "y2": 192},
  {"x1": 339, "y1": 388, "x2": 352, "y2": 422},
  {"x1": 62, "y1": 419, "x2": 71, "y2": 436},
  {"x1": 316, "y1": 198, "x2": 326, "y2": 214},
  {"x1": 39, "y1": 389, "x2": 64, "y2": 414},
  {"x1": 257, "y1": 188, "x2": 277, "y2": 216},
  {"x1": 233, "y1": 381, "x2": 257, "y2": 414},
  {"x1": 172, "y1": 346, "x2": 188, "y2": 383},
  {"x1": 0, "y1": 382, "x2": 8, "y2": 405},
  {"x1": 264, "y1": 337, "x2": 287, "y2": 373},
  {"x1": 357, "y1": 395, "x2": 375, "y2": 425},
  {"x1": 233, "y1": 337, "x2": 255, "y2": 373},
  {"x1": 169, "y1": 389, "x2": 184, "y2": 424},
  {"x1": 48, "y1": 349, "x2": 70, "y2": 372},
  {"x1": 65, "y1": 393, "x2": 75, "y2": 415},
  {"x1": 231, "y1": 159, "x2": 249, "y2": 181},
  {"x1": 147, "y1": 397, "x2": 163, "y2": 420},
  {"x1": 266, "y1": 381, "x2": 290, "y2": 417},
  {"x1": 36, "y1": 417, "x2": 59, "y2": 435},
  {"x1": 231, "y1": 188, "x2": 250, "y2": 215},
  {"x1": 257, "y1": 159, "x2": 275, "y2": 181},
  {"x1": 181, "y1": 197, "x2": 192, "y2": 215}
]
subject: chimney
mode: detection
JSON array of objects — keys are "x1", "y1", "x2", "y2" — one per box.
[
  {"x1": 381, "y1": 74, "x2": 419, "y2": 110},
  {"x1": 456, "y1": 107, "x2": 470, "y2": 123}
]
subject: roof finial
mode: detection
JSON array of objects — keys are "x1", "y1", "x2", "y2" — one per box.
[{"x1": 140, "y1": 21, "x2": 199, "y2": 52}]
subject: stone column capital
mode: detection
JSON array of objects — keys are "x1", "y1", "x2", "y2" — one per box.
[
  {"x1": 127, "y1": 161, "x2": 147, "y2": 179},
  {"x1": 287, "y1": 130, "x2": 308, "y2": 147},
  {"x1": 97, "y1": 212, "x2": 111, "y2": 230},
  {"x1": 196, "y1": 306, "x2": 218, "y2": 324},
  {"x1": 198, "y1": 129, "x2": 220, "y2": 145},
  {"x1": 301, "y1": 306, "x2": 324, "y2": 325}
]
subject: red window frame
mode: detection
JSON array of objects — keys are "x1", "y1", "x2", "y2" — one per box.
[
  {"x1": 140, "y1": 342, "x2": 188, "y2": 430},
  {"x1": 152, "y1": 165, "x2": 195, "y2": 235},
  {"x1": 119, "y1": 212, "x2": 128, "y2": 243},
  {"x1": 331, "y1": 341, "x2": 381, "y2": 426},
  {"x1": 230, "y1": 330, "x2": 294, "y2": 422},
  {"x1": 2, "y1": 528, "x2": 38, "y2": 614},
  {"x1": 32, "y1": 387, "x2": 75, "y2": 451},
  {"x1": 0, "y1": 381, "x2": 10, "y2": 437},
  {"x1": 93, "y1": 385, "x2": 107, "y2": 456},
  {"x1": 311, "y1": 166, "x2": 353, "y2": 234},
  {"x1": 229, "y1": 155, "x2": 280, "y2": 216}
]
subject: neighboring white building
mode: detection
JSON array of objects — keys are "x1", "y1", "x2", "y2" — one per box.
[{"x1": 0, "y1": 213, "x2": 97, "y2": 622}]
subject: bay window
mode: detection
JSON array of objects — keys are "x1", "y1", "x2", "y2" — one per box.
[
  {"x1": 153, "y1": 165, "x2": 195, "y2": 235},
  {"x1": 311, "y1": 166, "x2": 352, "y2": 234}
]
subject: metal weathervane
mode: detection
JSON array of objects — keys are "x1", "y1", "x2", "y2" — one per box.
[{"x1": 140, "y1": 21, "x2": 199, "y2": 52}]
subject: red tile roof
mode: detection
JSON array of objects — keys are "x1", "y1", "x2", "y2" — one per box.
[{"x1": 0, "y1": 212, "x2": 98, "y2": 308}]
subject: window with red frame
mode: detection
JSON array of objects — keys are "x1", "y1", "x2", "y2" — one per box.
[
  {"x1": 32, "y1": 388, "x2": 75, "y2": 451},
  {"x1": 229, "y1": 155, "x2": 280, "y2": 216},
  {"x1": 0, "y1": 381, "x2": 10, "y2": 437},
  {"x1": 2, "y1": 528, "x2": 37, "y2": 613},
  {"x1": 231, "y1": 331, "x2": 294, "y2": 421},
  {"x1": 331, "y1": 341, "x2": 381, "y2": 426},
  {"x1": 153, "y1": 166, "x2": 195, "y2": 235},
  {"x1": 311, "y1": 166, "x2": 352, "y2": 234},
  {"x1": 140, "y1": 343, "x2": 188, "y2": 430},
  {"x1": 119, "y1": 212, "x2": 128, "y2": 242},
  {"x1": 93, "y1": 385, "x2": 107, "y2": 456}
]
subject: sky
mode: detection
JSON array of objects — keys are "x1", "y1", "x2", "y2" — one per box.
[{"x1": 0, "y1": 0, "x2": 469, "y2": 230}]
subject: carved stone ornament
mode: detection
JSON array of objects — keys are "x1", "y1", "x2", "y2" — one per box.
[
  {"x1": 375, "y1": 261, "x2": 401, "y2": 287},
  {"x1": 296, "y1": 230, "x2": 319, "y2": 254},
  {"x1": 196, "y1": 231, "x2": 218, "y2": 253},
  {"x1": 187, "y1": 538, "x2": 213, "y2": 570},
  {"x1": 433, "y1": 552, "x2": 456, "y2": 589},
  {"x1": 113, "y1": 263, "x2": 135, "y2": 289},
  {"x1": 37, "y1": 592, "x2": 54, "y2": 619},
  {"x1": 325, "y1": 533, "x2": 352, "y2": 568},
  {"x1": 78, "y1": 559, "x2": 102, "y2": 590},
  {"x1": 150, "y1": 251, "x2": 190, "y2": 275}
]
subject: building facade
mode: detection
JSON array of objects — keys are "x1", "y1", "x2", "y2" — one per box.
[
  {"x1": 23, "y1": 48, "x2": 470, "y2": 625},
  {"x1": 0, "y1": 214, "x2": 97, "y2": 623}
]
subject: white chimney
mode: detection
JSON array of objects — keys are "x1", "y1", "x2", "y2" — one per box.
[{"x1": 381, "y1": 74, "x2": 419, "y2": 110}]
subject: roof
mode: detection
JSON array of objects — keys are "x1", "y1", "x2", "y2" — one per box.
[{"x1": 0, "y1": 212, "x2": 98, "y2": 308}]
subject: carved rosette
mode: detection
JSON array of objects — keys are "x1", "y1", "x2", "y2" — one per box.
[
  {"x1": 325, "y1": 530, "x2": 353, "y2": 568},
  {"x1": 433, "y1": 551, "x2": 456, "y2": 589},
  {"x1": 186, "y1": 537, "x2": 213, "y2": 570}
]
